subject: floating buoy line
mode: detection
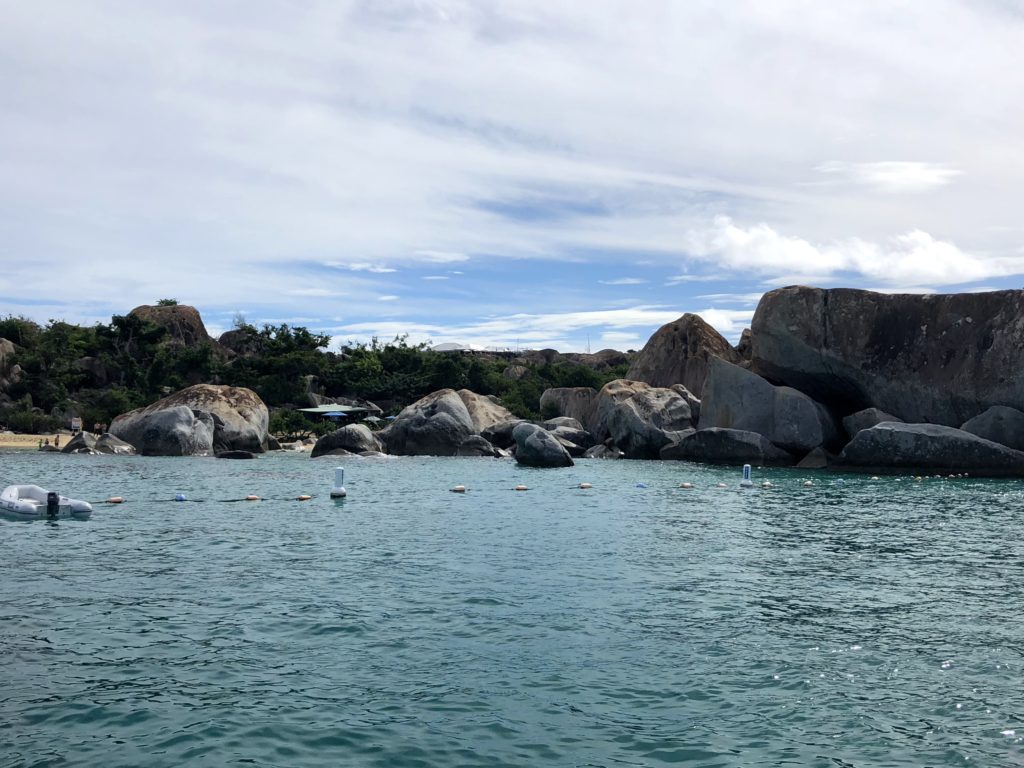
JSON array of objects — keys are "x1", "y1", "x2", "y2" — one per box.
[{"x1": 84, "y1": 462, "x2": 972, "y2": 507}]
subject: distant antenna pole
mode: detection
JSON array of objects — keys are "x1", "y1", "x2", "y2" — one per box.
[{"x1": 586, "y1": 333, "x2": 591, "y2": 354}]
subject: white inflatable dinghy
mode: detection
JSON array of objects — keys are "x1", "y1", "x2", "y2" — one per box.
[{"x1": 0, "y1": 485, "x2": 92, "y2": 519}]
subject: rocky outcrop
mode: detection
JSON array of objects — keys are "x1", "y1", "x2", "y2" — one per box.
[
  {"x1": 539, "y1": 387, "x2": 597, "y2": 425},
  {"x1": 480, "y1": 419, "x2": 527, "y2": 450},
  {"x1": 109, "y1": 385, "x2": 267, "y2": 456},
  {"x1": 457, "y1": 390, "x2": 516, "y2": 433},
  {"x1": 670, "y1": 385, "x2": 701, "y2": 425},
  {"x1": 795, "y1": 447, "x2": 830, "y2": 469},
  {"x1": 512, "y1": 422, "x2": 574, "y2": 467},
  {"x1": 735, "y1": 328, "x2": 753, "y2": 363},
  {"x1": 456, "y1": 435, "x2": 503, "y2": 457},
  {"x1": 378, "y1": 389, "x2": 475, "y2": 456},
  {"x1": 61, "y1": 432, "x2": 98, "y2": 454},
  {"x1": 583, "y1": 442, "x2": 624, "y2": 459},
  {"x1": 751, "y1": 286, "x2": 1024, "y2": 426},
  {"x1": 161, "y1": 384, "x2": 268, "y2": 452},
  {"x1": 661, "y1": 427, "x2": 794, "y2": 465},
  {"x1": 110, "y1": 405, "x2": 215, "y2": 456},
  {"x1": 842, "y1": 407, "x2": 903, "y2": 439},
  {"x1": 699, "y1": 357, "x2": 840, "y2": 454},
  {"x1": 542, "y1": 417, "x2": 595, "y2": 451},
  {"x1": 562, "y1": 348, "x2": 632, "y2": 371},
  {"x1": 656, "y1": 429, "x2": 697, "y2": 459},
  {"x1": 625, "y1": 313, "x2": 741, "y2": 396},
  {"x1": 129, "y1": 304, "x2": 212, "y2": 347},
  {"x1": 838, "y1": 422, "x2": 1024, "y2": 476},
  {"x1": 96, "y1": 433, "x2": 136, "y2": 455},
  {"x1": 216, "y1": 450, "x2": 257, "y2": 459},
  {"x1": 960, "y1": 406, "x2": 1024, "y2": 451},
  {"x1": 588, "y1": 380, "x2": 695, "y2": 459},
  {"x1": 311, "y1": 424, "x2": 384, "y2": 458},
  {"x1": 0, "y1": 338, "x2": 23, "y2": 395}
]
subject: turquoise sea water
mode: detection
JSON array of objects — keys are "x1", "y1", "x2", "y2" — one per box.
[{"x1": 2, "y1": 450, "x2": 1023, "y2": 767}]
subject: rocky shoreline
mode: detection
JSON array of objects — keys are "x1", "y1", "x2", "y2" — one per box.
[{"x1": 13, "y1": 285, "x2": 1024, "y2": 477}]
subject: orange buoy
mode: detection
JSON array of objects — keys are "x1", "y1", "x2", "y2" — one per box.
[
  {"x1": 296, "y1": 494, "x2": 312, "y2": 501},
  {"x1": 106, "y1": 496, "x2": 124, "y2": 504},
  {"x1": 245, "y1": 494, "x2": 260, "y2": 501}
]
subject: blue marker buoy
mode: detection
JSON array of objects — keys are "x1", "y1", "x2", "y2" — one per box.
[
  {"x1": 740, "y1": 464, "x2": 753, "y2": 488},
  {"x1": 174, "y1": 493, "x2": 187, "y2": 502}
]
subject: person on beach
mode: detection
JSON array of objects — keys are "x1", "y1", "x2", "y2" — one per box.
[{"x1": 54, "y1": 435, "x2": 60, "y2": 448}]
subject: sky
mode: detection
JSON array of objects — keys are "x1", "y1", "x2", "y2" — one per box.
[{"x1": 2, "y1": 1, "x2": 1023, "y2": 352}]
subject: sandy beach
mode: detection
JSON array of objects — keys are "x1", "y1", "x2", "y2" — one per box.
[{"x1": 0, "y1": 432, "x2": 69, "y2": 451}]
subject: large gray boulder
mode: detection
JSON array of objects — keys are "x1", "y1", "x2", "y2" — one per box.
[
  {"x1": 539, "y1": 387, "x2": 597, "y2": 425},
  {"x1": 60, "y1": 432, "x2": 98, "y2": 454},
  {"x1": 583, "y1": 443, "x2": 624, "y2": 459},
  {"x1": 512, "y1": 422, "x2": 574, "y2": 468},
  {"x1": 625, "y1": 313, "x2": 741, "y2": 396},
  {"x1": 838, "y1": 422, "x2": 1024, "y2": 476},
  {"x1": 167, "y1": 384, "x2": 269, "y2": 452},
  {"x1": 699, "y1": 357, "x2": 840, "y2": 453},
  {"x1": 0, "y1": 338, "x2": 23, "y2": 395},
  {"x1": 456, "y1": 435, "x2": 503, "y2": 457},
  {"x1": 843, "y1": 407, "x2": 903, "y2": 439},
  {"x1": 111, "y1": 384, "x2": 268, "y2": 454},
  {"x1": 457, "y1": 390, "x2": 516, "y2": 433},
  {"x1": 480, "y1": 419, "x2": 527, "y2": 450},
  {"x1": 662, "y1": 427, "x2": 794, "y2": 465},
  {"x1": 751, "y1": 286, "x2": 1024, "y2": 426},
  {"x1": 670, "y1": 384, "x2": 701, "y2": 424},
  {"x1": 96, "y1": 433, "x2": 136, "y2": 455},
  {"x1": 589, "y1": 380, "x2": 695, "y2": 459},
  {"x1": 129, "y1": 303, "x2": 212, "y2": 347},
  {"x1": 378, "y1": 389, "x2": 475, "y2": 456},
  {"x1": 960, "y1": 406, "x2": 1024, "y2": 452},
  {"x1": 543, "y1": 419, "x2": 595, "y2": 451},
  {"x1": 311, "y1": 424, "x2": 384, "y2": 458},
  {"x1": 110, "y1": 405, "x2": 215, "y2": 456}
]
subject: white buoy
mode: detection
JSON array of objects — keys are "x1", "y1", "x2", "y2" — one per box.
[
  {"x1": 330, "y1": 467, "x2": 347, "y2": 498},
  {"x1": 740, "y1": 464, "x2": 753, "y2": 488}
]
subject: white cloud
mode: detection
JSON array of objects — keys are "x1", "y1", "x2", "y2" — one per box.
[
  {"x1": 334, "y1": 304, "x2": 688, "y2": 350},
  {"x1": 378, "y1": 295, "x2": 399, "y2": 301},
  {"x1": 2, "y1": 1, "x2": 1024, "y2": 344},
  {"x1": 600, "y1": 331, "x2": 642, "y2": 346},
  {"x1": 684, "y1": 216, "x2": 1024, "y2": 287},
  {"x1": 415, "y1": 250, "x2": 470, "y2": 264},
  {"x1": 598, "y1": 277, "x2": 647, "y2": 285},
  {"x1": 332, "y1": 262, "x2": 398, "y2": 274},
  {"x1": 422, "y1": 275, "x2": 449, "y2": 281},
  {"x1": 816, "y1": 161, "x2": 963, "y2": 193}
]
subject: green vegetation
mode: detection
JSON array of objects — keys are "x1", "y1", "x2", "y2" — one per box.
[{"x1": 0, "y1": 312, "x2": 630, "y2": 433}]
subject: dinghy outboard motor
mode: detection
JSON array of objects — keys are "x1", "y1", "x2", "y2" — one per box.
[{"x1": 46, "y1": 491, "x2": 60, "y2": 518}]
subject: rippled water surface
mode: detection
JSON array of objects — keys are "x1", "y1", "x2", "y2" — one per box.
[{"x1": 2, "y1": 450, "x2": 1023, "y2": 767}]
